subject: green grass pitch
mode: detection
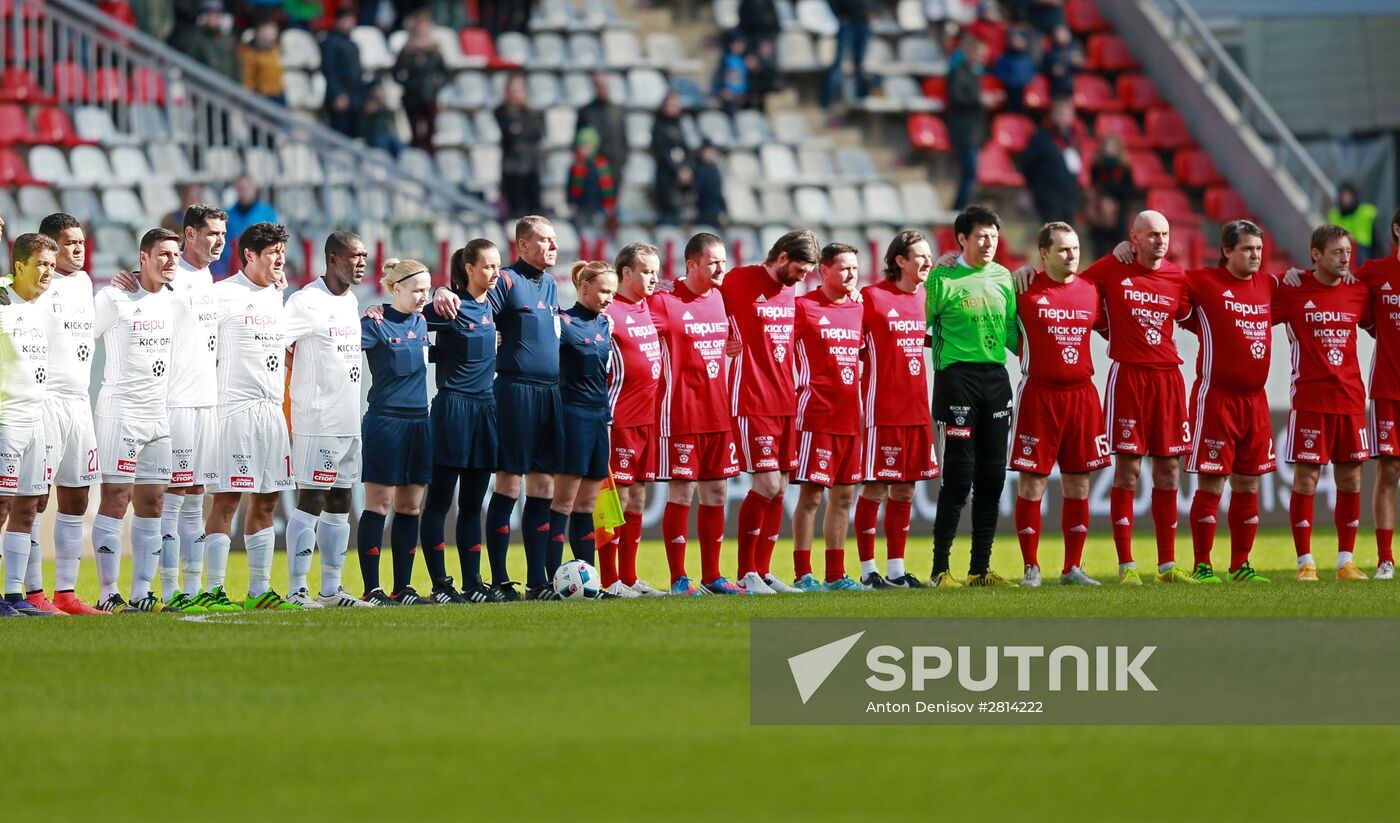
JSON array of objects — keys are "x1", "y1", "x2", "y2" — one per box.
[{"x1": 4, "y1": 529, "x2": 1399, "y2": 822}]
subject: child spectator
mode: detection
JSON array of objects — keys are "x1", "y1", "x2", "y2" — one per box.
[
  {"x1": 566, "y1": 128, "x2": 618, "y2": 233},
  {"x1": 693, "y1": 143, "x2": 727, "y2": 228},
  {"x1": 714, "y1": 37, "x2": 749, "y2": 114},
  {"x1": 239, "y1": 19, "x2": 284, "y2": 103}
]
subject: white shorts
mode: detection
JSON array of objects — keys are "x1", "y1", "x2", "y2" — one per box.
[
  {"x1": 43, "y1": 395, "x2": 99, "y2": 487},
  {"x1": 169, "y1": 405, "x2": 219, "y2": 488},
  {"x1": 0, "y1": 422, "x2": 50, "y2": 497},
  {"x1": 292, "y1": 433, "x2": 361, "y2": 489},
  {"x1": 96, "y1": 414, "x2": 171, "y2": 485},
  {"x1": 214, "y1": 403, "x2": 293, "y2": 494}
]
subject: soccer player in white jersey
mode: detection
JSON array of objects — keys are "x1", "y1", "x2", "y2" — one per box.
[
  {"x1": 203, "y1": 223, "x2": 297, "y2": 610},
  {"x1": 90, "y1": 229, "x2": 180, "y2": 613},
  {"x1": 0, "y1": 233, "x2": 60, "y2": 617},
  {"x1": 31, "y1": 214, "x2": 102, "y2": 614},
  {"x1": 282, "y1": 231, "x2": 370, "y2": 608}
]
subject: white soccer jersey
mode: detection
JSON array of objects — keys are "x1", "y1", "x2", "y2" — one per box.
[
  {"x1": 213, "y1": 273, "x2": 286, "y2": 413},
  {"x1": 35, "y1": 270, "x2": 95, "y2": 400},
  {"x1": 0, "y1": 286, "x2": 49, "y2": 424},
  {"x1": 283, "y1": 278, "x2": 362, "y2": 437},
  {"x1": 92, "y1": 285, "x2": 175, "y2": 419},
  {"x1": 168, "y1": 256, "x2": 220, "y2": 408}
]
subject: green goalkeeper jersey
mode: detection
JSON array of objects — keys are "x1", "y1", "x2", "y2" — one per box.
[{"x1": 924, "y1": 259, "x2": 1018, "y2": 370}]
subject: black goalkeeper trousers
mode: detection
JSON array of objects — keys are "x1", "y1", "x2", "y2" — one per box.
[{"x1": 931, "y1": 362, "x2": 1013, "y2": 576}]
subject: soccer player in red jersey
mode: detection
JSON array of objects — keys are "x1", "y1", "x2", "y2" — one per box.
[
  {"x1": 790, "y1": 244, "x2": 868, "y2": 590},
  {"x1": 1273, "y1": 225, "x2": 1376, "y2": 581},
  {"x1": 598, "y1": 242, "x2": 666, "y2": 597},
  {"x1": 1354, "y1": 208, "x2": 1400, "y2": 579},
  {"x1": 1178, "y1": 221, "x2": 1277, "y2": 584},
  {"x1": 719, "y1": 230, "x2": 818, "y2": 594},
  {"x1": 650, "y1": 233, "x2": 744, "y2": 595},
  {"x1": 1010, "y1": 223, "x2": 1110, "y2": 587},
  {"x1": 853, "y1": 231, "x2": 939, "y2": 589}
]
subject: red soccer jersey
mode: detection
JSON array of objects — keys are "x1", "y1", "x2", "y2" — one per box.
[
  {"x1": 1356, "y1": 256, "x2": 1400, "y2": 401},
  {"x1": 649, "y1": 282, "x2": 730, "y2": 436},
  {"x1": 1080, "y1": 255, "x2": 1190, "y2": 366},
  {"x1": 1179, "y1": 267, "x2": 1278, "y2": 394},
  {"x1": 606, "y1": 295, "x2": 662, "y2": 428},
  {"x1": 860, "y1": 280, "x2": 931, "y2": 426},
  {"x1": 1272, "y1": 273, "x2": 1375, "y2": 415},
  {"x1": 1015, "y1": 274, "x2": 1104, "y2": 386},
  {"x1": 794, "y1": 291, "x2": 864, "y2": 435},
  {"x1": 720, "y1": 264, "x2": 796, "y2": 417}
]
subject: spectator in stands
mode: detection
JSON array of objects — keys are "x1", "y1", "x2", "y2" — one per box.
[
  {"x1": 216, "y1": 176, "x2": 279, "y2": 276},
  {"x1": 821, "y1": 0, "x2": 874, "y2": 109},
  {"x1": 713, "y1": 37, "x2": 749, "y2": 114},
  {"x1": 566, "y1": 128, "x2": 618, "y2": 234},
  {"x1": 694, "y1": 143, "x2": 727, "y2": 228},
  {"x1": 945, "y1": 34, "x2": 993, "y2": 210},
  {"x1": 1008, "y1": 0, "x2": 1065, "y2": 36},
  {"x1": 1086, "y1": 133, "x2": 1134, "y2": 256},
  {"x1": 576, "y1": 72, "x2": 628, "y2": 190},
  {"x1": 98, "y1": 0, "x2": 137, "y2": 27},
  {"x1": 322, "y1": 5, "x2": 365, "y2": 138},
  {"x1": 496, "y1": 72, "x2": 545, "y2": 216},
  {"x1": 1040, "y1": 24, "x2": 1081, "y2": 99},
  {"x1": 284, "y1": 0, "x2": 321, "y2": 29},
  {"x1": 1019, "y1": 96, "x2": 1088, "y2": 223},
  {"x1": 239, "y1": 19, "x2": 285, "y2": 103},
  {"x1": 181, "y1": 0, "x2": 239, "y2": 81},
  {"x1": 651, "y1": 91, "x2": 691, "y2": 226},
  {"x1": 163, "y1": 183, "x2": 208, "y2": 233},
  {"x1": 738, "y1": 0, "x2": 781, "y2": 108},
  {"x1": 130, "y1": 0, "x2": 175, "y2": 42},
  {"x1": 478, "y1": 0, "x2": 532, "y2": 36},
  {"x1": 1328, "y1": 181, "x2": 1379, "y2": 264},
  {"x1": 392, "y1": 10, "x2": 449, "y2": 153},
  {"x1": 362, "y1": 80, "x2": 404, "y2": 157},
  {"x1": 990, "y1": 26, "x2": 1036, "y2": 113}
]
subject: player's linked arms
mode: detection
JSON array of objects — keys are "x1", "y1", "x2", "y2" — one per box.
[{"x1": 1281, "y1": 267, "x2": 1358, "y2": 287}]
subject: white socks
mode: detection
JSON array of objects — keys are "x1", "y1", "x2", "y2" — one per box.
[
  {"x1": 179, "y1": 493, "x2": 205, "y2": 593},
  {"x1": 317, "y1": 511, "x2": 351, "y2": 597},
  {"x1": 204, "y1": 532, "x2": 231, "y2": 591},
  {"x1": 54, "y1": 512, "x2": 84, "y2": 592},
  {"x1": 1297, "y1": 553, "x2": 1315, "y2": 569},
  {"x1": 244, "y1": 527, "x2": 274, "y2": 597},
  {"x1": 860, "y1": 558, "x2": 878, "y2": 576},
  {"x1": 159, "y1": 493, "x2": 183, "y2": 595},
  {"x1": 286, "y1": 509, "x2": 319, "y2": 594},
  {"x1": 25, "y1": 521, "x2": 42, "y2": 592},
  {"x1": 887, "y1": 557, "x2": 905, "y2": 580},
  {"x1": 1158, "y1": 561, "x2": 1175, "y2": 574},
  {"x1": 3, "y1": 531, "x2": 31, "y2": 596},
  {"x1": 93, "y1": 513, "x2": 124, "y2": 598},
  {"x1": 1338, "y1": 551, "x2": 1353, "y2": 570},
  {"x1": 129, "y1": 516, "x2": 162, "y2": 600}
]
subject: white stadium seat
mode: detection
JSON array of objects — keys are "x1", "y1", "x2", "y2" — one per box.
[
  {"x1": 827, "y1": 184, "x2": 863, "y2": 226},
  {"x1": 759, "y1": 143, "x2": 799, "y2": 184},
  {"x1": 543, "y1": 106, "x2": 578, "y2": 149},
  {"x1": 776, "y1": 31, "x2": 818, "y2": 72},
  {"x1": 101, "y1": 187, "x2": 148, "y2": 226},
  {"x1": 351, "y1": 26, "x2": 393, "y2": 71},
  {"x1": 532, "y1": 33, "x2": 566, "y2": 70},
  {"x1": 29, "y1": 145, "x2": 74, "y2": 186},
  {"x1": 796, "y1": 0, "x2": 840, "y2": 36},
  {"x1": 627, "y1": 68, "x2": 668, "y2": 110},
  {"x1": 862, "y1": 182, "x2": 904, "y2": 225},
  {"x1": 109, "y1": 145, "x2": 154, "y2": 185},
  {"x1": 602, "y1": 29, "x2": 641, "y2": 69},
  {"x1": 280, "y1": 27, "x2": 320, "y2": 71}
]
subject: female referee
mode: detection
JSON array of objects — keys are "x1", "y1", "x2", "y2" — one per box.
[
  {"x1": 420, "y1": 240, "x2": 509, "y2": 604},
  {"x1": 546, "y1": 261, "x2": 618, "y2": 595},
  {"x1": 358, "y1": 259, "x2": 434, "y2": 605}
]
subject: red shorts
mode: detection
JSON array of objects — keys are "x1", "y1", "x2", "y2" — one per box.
[
  {"x1": 1285, "y1": 409, "x2": 1370, "y2": 465},
  {"x1": 658, "y1": 431, "x2": 740, "y2": 481},
  {"x1": 1371, "y1": 399, "x2": 1400, "y2": 458},
  {"x1": 1186, "y1": 388, "x2": 1276, "y2": 475},
  {"x1": 793, "y1": 430, "x2": 863, "y2": 487},
  {"x1": 732, "y1": 414, "x2": 797, "y2": 473},
  {"x1": 863, "y1": 424, "x2": 939, "y2": 482},
  {"x1": 609, "y1": 424, "x2": 656, "y2": 485},
  {"x1": 1010, "y1": 380, "x2": 1111, "y2": 474},
  {"x1": 1104, "y1": 363, "x2": 1191, "y2": 457}
]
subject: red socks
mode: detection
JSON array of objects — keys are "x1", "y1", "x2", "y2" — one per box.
[
  {"x1": 1290, "y1": 492, "x2": 1314, "y2": 558},
  {"x1": 824, "y1": 547, "x2": 844, "y2": 583},
  {"x1": 736, "y1": 490, "x2": 768, "y2": 577},
  {"x1": 1227, "y1": 491, "x2": 1258, "y2": 572},
  {"x1": 619, "y1": 510, "x2": 642, "y2": 585},
  {"x1": 1190, "y1": 490, "x2": 1221, "y2": 568},
  {"x1": 1151, "y1": 488, "x2": 1178, "y2": 566},
  {"x1": 1336, "y1": 490, "x2": 1361, "y2": 554},
  {"x1": 598, "y1": 535, "x2": 619, "y2": 588},
  {"x1": 793, "y1": 547, "x2": 813, "y2": 579},
  {"x1": 662, "y1": 502, "x2": 689, "y2": 583},
  {"x1": 885, "y1": 499, "x2": 912, "y2": 561},
  {"x1": 854, "y1": 495, "x2": 879, "y2": 563},
  {"x1": 1062, "y1": 497, "x2": 1089, "y2": 574},
  {"x1": 1110, "y1": 486, "x2": 1135, "y2": 564},
  {"x1": 1014, "y1": 496, "x2": 1041, "y2": 569},
  {"x1": 1380, "y1": 529, "x2": 1395, "y2": 566},
  {"x1": 756, "y1": 495, "x2": 783, "y2": 577},
  {"x1": 698, "y1": 504, "x2": 725, "y2": 584}
]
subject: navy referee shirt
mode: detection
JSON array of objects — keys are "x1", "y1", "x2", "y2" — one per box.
[{"x1": 488, "y1": 259, "x2": 559, "y2": 385}]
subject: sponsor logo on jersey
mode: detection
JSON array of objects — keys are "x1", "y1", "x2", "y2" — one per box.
[
  {"x1": 946, "y1": 426, "x2": 972, "y2": 438},
  {"x1": 229, "y1": 476, "x2": 254, "y2": 489},
  {"x1": 313, "y1": 470, "x2": 337, "y2": 484},
  {"x1": 117, "y1": 459, "x2": 137, "y2": 474}
]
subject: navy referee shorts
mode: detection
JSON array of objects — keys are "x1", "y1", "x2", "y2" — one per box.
[{"x1": 495, "y1": 377, "x2": 564, "y2": 475}]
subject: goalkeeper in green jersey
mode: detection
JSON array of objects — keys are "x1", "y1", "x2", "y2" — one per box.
[{"x1": 924, "y1": 206, "x2": 1018, "y2": 587}]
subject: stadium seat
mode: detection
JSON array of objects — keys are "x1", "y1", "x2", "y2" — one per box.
[
  {"x1": 451, "y1": 71, "x2": 490, "y2": 109},
  {"x1": 1146, "y1": 186, "x2": 1200, "y2": 225},
  {"x1": 991, "y1": 113, "x2": 1036, "y2": 152},
  {"x1": 0, "y1": 103, "x2": 36, "y2": 145},
  {"x1": 0, "y1": 148, "x2": 37, "y2": 185},
  {"x1": 435, "y1": 148, "x2": 471, "y2": 184},
  {"x1": 459, "y1": 28, "x2": 515, "y2": 68},
  {"x1": 147, "y1": 142, "x2": 192, "y2": 182},
  {"x1": 933, "y1": 226, "x2": 958, "y2": 255},
  {"x1": 1092, "y1": 112, "x2": 1146, "y2": 148},
  {"x1": 129, "y1": 67, "x2": 167, "y2": 104},
  {"x1": 835, "y1": 146, "x2": 878, "y2": 181},
  {"x1": 496, "y1": 31, "x2": 532, "y2": 65},
  {"x1": 353, "y1": 26, "x2": 394, "y2": 71},
  {"x1": 895, "y1": 0, "x2": 925, "y2": 32},
  {"x1": 1066, "y1": 0, "x2": 1112, "y2": 34},
  {"x1": 278, "y1": 143, "x2": 323, "y2": 185},
  {"x1": 128, "y1": 105, "x2": 170, "y2": 142},
  {"x1": 898, "y1": 35, "x2": 944, "y2": 72},
  {"x1": 726, "y1": 151, "x2": 761, "y2": 185},
  {"x1": 1071, "y1": 73, "x2": 1120, "y2": 113},
  {"x1": 569, "y1": 33, "x2": 604, "y2": 69},
  {"x1": 714, "y1": 0, "x2": 739, "y2": 29},
  {"x1": 244, "y1": 146, "x2": 281, "y2": 183},
  {"x1": 101, "y1": 187, "x2": 148, "y2": 227},
  {"x1": 920, "y1": 75, "x2": 946, "y2": 107},
  {"x1": 529, "y1": 0, "x2": 574, "y2": 30},
  {"x1": 760, "y1": 143, "x2": 799, "y2": 184},
  {"x1": 907, "y1": 113, "x2": 950, "y2": 152},
  {"x1": 793, "y1": 186, "x2": 832, "y2": 224},
  {"x1": 433, "y1": 110, "x2": 472, "y2": 147},
  {"x1": 542, "y1": 105, "x2": 576, "y2": 149},
  {"x1": 0, "y1": 68, "x2": 46, "y2": 103},
  {"x1": 1204, "y1": 187, "x2": 1250, "y2": 222},
  {"x1": 433, "y1": 25, "x2": 468, "y2": 70},
  {"x1": 737, "y1": 109, "x2": 776, "y2": 147},
  {"x1": 280, "y1": 27, "x2": 321, "y2": 70},
  {"x1": 473, "y1": 109, "x2": 502, "y2": 143},
  {"x1": 976, "y1": 144, "x2": 1025, "y2": 187},
  {"x1": 646, "y1": 32, "x2": 688, "y2": 71},
  {"x1": 724, "y1": 183, "x2": 760, "y2": 224},
  {"x1": 1127, "y1": 150, "x2": 1174, "y2": 189},
  {"x1": 862, "y1": 182, "x2": 903, "y2": 225},
  {"x1": 1086, "y1": 34, "x2": 1140, "y2": 72},
  {"x1": 697, "y1": 110, "x2": 735, "y2": 148},
  {"x1": 398, "y1": 147, "x2": 436, "y2": 182},
  {"x1": 526, "y1": 72, "x2": 560, "y2": 108},
  {"x1": 798, "y1": 144, "x2": 833, "y2": 183},
  {"x1": 281, "y1": 71, "x2": 317, "y2": 110},
  {"x1": 140, "y1": 180, "x2": 180, "y2": 217},
  {"x1": 627, "y1": 68, "x2": 668, "y2": 109},
  {"x1": 470, "y1": 145, "x2": 502, "y2": 186},
  {"x1": 1023, "y1": 74, "x2": 1050, "y2": 110},
  {"x1": 203, "y1": 146, "x2": 243, "y2": 180},
  {"x1": 1174, "y1": 148, "x2": 1226, "y2": 188},
  {"x1": 91, "y1": 67, "x2": 129, "y2": 104},
  {"x1": 1116, "y1": 74, "x2": 1161, "y2": 111},
  {"x1": 1144, "y1": 106, "x2": 1193, "y2": 150},
  {"x1": 59, "y1": 188, "x2": 101, "y2": 224},
  {"x1": 672, "y1": 76, "x2": 706, "y2": 109},
  {"x1": 28, "y1": 144, "x2": 73, "y2": 185},
  {"x1": 53, "y1": 62, "x2": 90, "y2": 102},
  {"x1": 532, "y1": 33, "x2": 566, "y2": 70},
  {"x1": 795, "y1": 0, "x2": 839, "y2": 36},
  {"x1": 828, "y1": 184, "x2": 863, "y2": 227},
  {"x1": 602, "y1": 29, "x2": 641, "y2": 69},
  {"x1": 625, "y1": 111, "x2": 652, "y2": 149},
  {"x1": 108, "y1": 145, "x2": 154, "y2": 184},
  {"x1": 899, "y1": 180, "x2": 949, "y2": 224},
  {"x1": 980, "y1": 75, "x2": 1006, "y2": 109},
  {"x1": 776, "y1": 31, "x2": 818, "y2": 72}
]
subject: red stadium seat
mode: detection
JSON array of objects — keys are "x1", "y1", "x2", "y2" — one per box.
[
  {"x1": 966, "y1": 18, "x2": 1006, "y2": 64},
  {"x1": 0, "y1": 147, "x2": 37, "y2": 185},
  {"x1": 52, "y1": 61, "x2": 89, "y2": 102},
  {"x1": 1127, "y1": 150, "x2": 1174, "y2": 189},
  {"x1": 1144, "y1": 106, "x2": 1193, "y2": 150},
  {"x1": 976, "y1": 143, "x2": 1025, "y2": 187},
  {"x1": 0, "y1": 67, "x2": 47, "y2": 102},
  {"x1": 980, "y1": 74, "x2": 1005, "y2": 110},
  {"x1": 34, "y1": 106, "x2": 88, "y2": 147},
  {"x1": 1086, "y1": 34, "x2": 1140, "y2": 72},
  {"x1": 906, "y1": 113, "x2": 950, "y2": 152},
  {"x1": 1204, "y1": 187, "x2": 1250, "y2": 222},
  {"x1": 934, "y1": 227, "x2": 958, "y2": 255},
  {"x1": 91, "y1": 67, "x2": 128, "y2": 103},
  {"x1": 1146, "y1": 187, "x2": 1200, "y2": 226},
  {"x1": 1115, "y1": 74, "x2": 1161, "y2": 111},
  {"x1": 129, "y1": 67, "x2": 167, "y2": 104},
  {"x1": 0, "y1": 103, "x2": 36, "y2": 145},
  {"x1": 1167, "y1": 226, "x2": 1208, "y2": 269},
  {"x1": 1066, "y1": 0, "x2": 1112, "y2": 34},
  {"x1": 1023, "y1": 74, "x2": 1050, "y2": 110},
  {"x1": 1092, "y1": 112, "x2": 1146, "y2": 148},
  {"x1": 459, "y1": 27, "x2": 516, "y2": 68},
  {"x1": 921, "y1": 75, "x2": 946, "y2": 106},
  {"x1": 1072, "y1": 73, "x2": 1121, "y2": 113},
  {"x1": 991, "y1": 113, "x2": 1036, "y2": 152},
  {"x1": 1173, "y1": 148, "x2": 1225, "y2": 188}
]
